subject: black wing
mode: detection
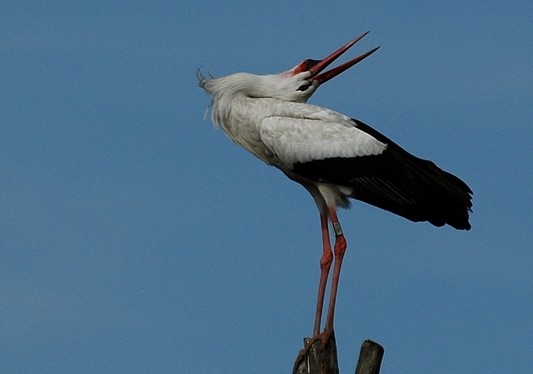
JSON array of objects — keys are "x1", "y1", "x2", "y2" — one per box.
[{"x1": 292, "y1": 119, "x2": 473, "y2": 230}]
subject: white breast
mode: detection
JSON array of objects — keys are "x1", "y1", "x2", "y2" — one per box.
[{"x1": 208, "y1": 87, "x2": 386, "y2": 168}]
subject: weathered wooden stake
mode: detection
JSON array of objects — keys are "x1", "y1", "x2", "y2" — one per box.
[
  {"x1": 294, "y1": 332, "x2": 339, "y2": 374},
  {"x1": 293, "y1": 331, "x2": 384, "y2": 374},
  {"x1": 354, "y1": 340, "x2": 384, "y2": 374}
]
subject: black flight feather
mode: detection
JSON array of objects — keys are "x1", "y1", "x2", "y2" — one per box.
[{"x1": 292, "y1": 119, "x2": 473, "y2": 230}]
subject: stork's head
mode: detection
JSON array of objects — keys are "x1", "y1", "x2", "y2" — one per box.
[
  {"x1": 279, "y1": 31, "x2": 379, "y2": 102},
  {"x1": 199, "y1": 32, "x2": 379, "y2": 103}
]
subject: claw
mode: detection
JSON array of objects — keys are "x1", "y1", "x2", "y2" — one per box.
[{"x1": 292, "y1": 331, "x2": 334, "y2": 373}]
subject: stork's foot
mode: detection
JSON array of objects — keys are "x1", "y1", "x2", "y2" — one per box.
[{"x1": 292, "y1": 330, "x2": 334, "y2": 374}]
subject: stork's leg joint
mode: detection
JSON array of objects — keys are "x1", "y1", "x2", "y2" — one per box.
[{"x1": 320, "y1": 250, "x2": 333, "y2": 270}]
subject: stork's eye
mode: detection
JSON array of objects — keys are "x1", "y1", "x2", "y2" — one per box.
[{"x1": 297, "y1": 82, "x2": 312, "y2": 91}]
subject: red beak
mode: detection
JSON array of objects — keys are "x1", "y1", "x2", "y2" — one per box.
[{"x1": 289, "y1": 31, "x2": 380, "y2": 84}]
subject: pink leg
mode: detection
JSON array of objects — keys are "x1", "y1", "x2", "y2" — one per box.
[
  {"x1": 313, "y1": 211, "x2": 333, "y2": 336},
  {"x1": 322, "y1": 206, "x2": 347, "y2": 341},
  {"x1": 293, "y1": 206, "x2": 347, "y2": 373}
]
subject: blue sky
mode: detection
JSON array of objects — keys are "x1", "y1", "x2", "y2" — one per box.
[{"x1": 1, "y1": 1, "x2": 532, "y2": 373}]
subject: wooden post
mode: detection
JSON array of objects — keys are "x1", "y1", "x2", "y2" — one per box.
[
  {"x1": 293, "y1": 332, "x2": 384, "y2": 374},
  {"x1": 294, "y1": 332, "x2": 339, "y2": 374},
  {"x1": 354, "y1": 340, "x2": 384, "y2": 374}
]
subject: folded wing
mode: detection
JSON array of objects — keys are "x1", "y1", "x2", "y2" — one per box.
[{"x1": 261, "y1": 117, "x2": 472, "y2": 230}]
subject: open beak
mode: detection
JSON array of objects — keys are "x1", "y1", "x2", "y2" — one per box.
[{"x1": 289, "y1": 31, "x2": 380, "y2": 85}]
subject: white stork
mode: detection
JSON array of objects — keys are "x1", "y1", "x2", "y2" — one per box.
[{"x1": 198, "y1": 31, "x2": 472, "y2": 365}]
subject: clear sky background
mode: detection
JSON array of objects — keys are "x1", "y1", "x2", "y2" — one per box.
[{"x1": 1, "y1": 1, "x2": 532, "y2": 373}]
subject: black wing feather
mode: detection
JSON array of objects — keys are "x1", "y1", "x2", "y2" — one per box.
[{"x1": 292, "y1": 119, "x2": 473, "y2": 230}]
